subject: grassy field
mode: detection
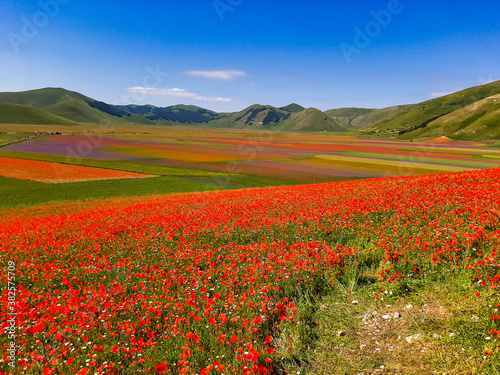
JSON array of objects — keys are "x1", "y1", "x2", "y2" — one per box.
[
  {"x1": 1, "y1": 123, "x2": 499, "y2": 209},
  {"x1": 0, "y1": 173, "x2": 306, "y2": 210}
]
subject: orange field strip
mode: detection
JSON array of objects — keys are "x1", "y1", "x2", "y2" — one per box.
[{"x1": 0, "y1": 157, "x2": 155, "y2": 183}]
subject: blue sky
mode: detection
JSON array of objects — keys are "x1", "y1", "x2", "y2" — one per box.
[{"x1": 1, "y1": 0, "x2": 499, "y2": 112}]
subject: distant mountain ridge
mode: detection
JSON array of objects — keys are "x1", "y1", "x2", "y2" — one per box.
[
  {"x1": 1, "y1": 82, "x2": 500, "y2": 139},
  {"x1": 0, "y1": 88, "x2": 151, "y2": 124},
  {"x1": 115, "y1": 104, "x2": 222, "y2": 123},
  {"x1": 0, "y1": 88, "x2": 350, "y2": 132}
]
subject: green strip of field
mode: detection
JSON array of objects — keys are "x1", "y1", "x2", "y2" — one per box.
[
  {"x1": 0, "y1": 173, "x2": 305, "y2": 210},
  {"x1": 315, "y1": 154, "x2": 473, "y2": 173},
  {"x1": 340, "y1": 151, "x2": 498, "y2": 168}
]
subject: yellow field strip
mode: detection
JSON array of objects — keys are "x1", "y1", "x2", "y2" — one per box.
[{"x1": 314, "y1": 154, "x2": 474, "y2": 173}]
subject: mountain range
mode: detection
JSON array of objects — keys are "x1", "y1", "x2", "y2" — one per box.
[{"x1": 0, "y1": 81, "x2": 499, "y2": 140}]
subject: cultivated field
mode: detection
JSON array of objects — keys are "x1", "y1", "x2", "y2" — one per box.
[
  {"x1": 1, "y1": 125, "x2": 499, "y2": 209},
  {"x1": 0, "y1": 157, "x2": 154, "y2": 183}
]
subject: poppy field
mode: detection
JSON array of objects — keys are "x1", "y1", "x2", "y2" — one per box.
[
  {"x1": 0, "y1": 157, "x2": 154, "y2": 183},
  {"x1": 1, "y1": 167, "x2": 500, "y2": 374}
]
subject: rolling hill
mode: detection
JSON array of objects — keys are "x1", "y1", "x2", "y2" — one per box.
[
  {"x1": 1, "y1": 83, "x2": 499, "y2": 138},
  {"x1": 399, "y1": 93, "x2": 500, "y2": 141},
  {"x1": 0, "y1": 88, "x2": 344, "y2": 132},
  {"x1": 0, "y1": 103, "x2": 78, "y2": 125},
  {"x1": 280, "y1": 103, "x2": 306, "y2": 113},
  {"x1": 363, "y1": 80, "x2": 500, "y2": 138},
  {"x1": 326, "y1": 105, "x2": 409, "y2": 128},
  {"x1": 0, "y1": 88, "x2": 151, "y2": 124},
  {"x1": 275, "y1": 107, "x2": 348, "y2": 132},
  {"x1": 208, "y1": 105, "x2": 348, "y2": 132},
  {"x1": 208, "y1": 104, "x2": 292, "y2": 128}
]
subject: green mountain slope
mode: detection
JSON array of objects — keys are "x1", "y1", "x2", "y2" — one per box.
[
  {"x1": 210, "y1": 105, "x2": 291, "y2": 128},
  {"x1": 326, "y1": 106, "x2": 410, "y2": 128},
  {"x1": 352, "y1": 105, "x2": 410, "y2": 128},
  {"x1": 325, "y1": 107, "x2": 375, "y2": 127},
  {"x1": 203, "y1": 105, "x2": 345, "y2": 132},
  {"x1": 276, "y1": 108, "x2": 348, "y2": 132},
  {"x1": 115, "y1": 104, "x2": 157, "y2": 115},
  {"x1": 116, "y1": 104, "x2": 222, "y2": 123},
  {"x1": 0, "y1": 104, "x2": 78, "y2": 125},
  {"x1": 0, "y1": 88, "x2": 150, "y2": 124},
  {"x1": 363, "y1": 80, "x2": 500, "y2": 137},
  {"x1": 399, "y1": 94, "x2": 500, "y2": 141}
]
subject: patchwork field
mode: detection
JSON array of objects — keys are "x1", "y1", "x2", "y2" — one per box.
[{"x1": 1, "y1": 125, "x2": 500, "y2": 208}]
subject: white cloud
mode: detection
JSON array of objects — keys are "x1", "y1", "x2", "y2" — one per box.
[
  {"x1": 186, "y1": 70, "x2": 246, "y2": 80},
  {"x1": 430, "y1": 91, "x2": 454, "y2": 98},
  {"x1": 126, "y1": 87, "x2": 232, "y2": 102}
]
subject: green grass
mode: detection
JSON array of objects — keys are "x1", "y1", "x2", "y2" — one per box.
[
  {"x1": 0, "y1": 173, "x2": 303, "y2": 210},
  {"x1": 0, "y1": 104, "x2": 78, "y2": 125},
  {"x1": 275, "y1": 238, "x2": 500, "y2": 375},
  {"x1": 0, "y1": 133, "x2": 30, "y2": 144}
]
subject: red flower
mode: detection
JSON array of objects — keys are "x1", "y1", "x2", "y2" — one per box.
[
  {"x1": 200, "y1": 365, "x2": 213, "y2": 375},
  {"x1": 155, "y1": 361, "x2": 168, "y2": 374}
]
